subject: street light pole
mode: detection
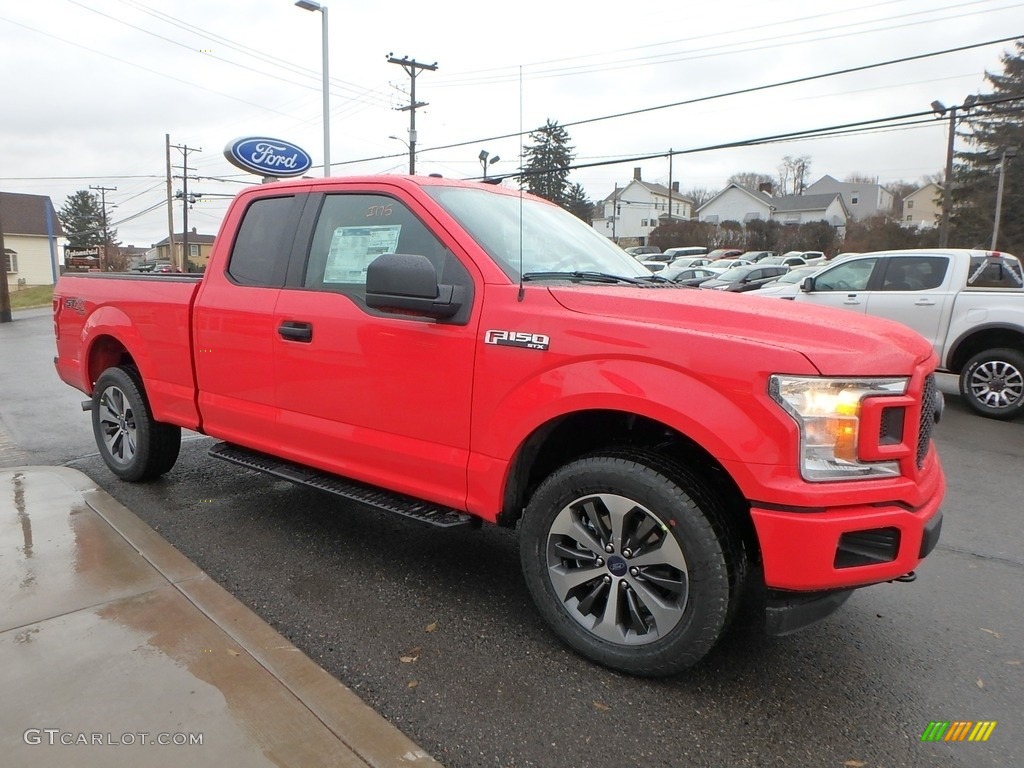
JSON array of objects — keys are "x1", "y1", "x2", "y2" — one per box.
[
  {"x1": 931, "y1": 96, "x2": 977, "y2": 248},
  {"x1": 478, "y1": 149, "x2": 500, "y2": 179},
  {"x1": 296, "y1": 1, "x2": 330, "y2": 177}
]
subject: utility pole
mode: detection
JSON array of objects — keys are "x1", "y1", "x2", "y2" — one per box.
[
  {"x1": 165, "y1": 134, "x2": 176, "y2": 266},
  {"x1": 0, "y1": 198, "x2": 11, "y2": 323},
  {"x1": 89, "y1": 184, "x2": 117, "y2": 271},
  {"x1": 387, "y1": 54, "x2": 437, "y2": 175},
  {"x1": 171, "y1": 143, "x2": 202, "y2": 271},
  {"x1": 667, "y1": 150, "x2": 674, "y2": 226}
]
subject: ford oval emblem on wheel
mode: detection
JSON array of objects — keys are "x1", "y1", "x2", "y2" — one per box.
[{"x1": 223, "y1": 137, "x2": 313, "y2": 178}]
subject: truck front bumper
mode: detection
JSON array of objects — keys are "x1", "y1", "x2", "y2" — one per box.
[{"x1": 749, "y1": 483, "x2": 944, "y2": 592}]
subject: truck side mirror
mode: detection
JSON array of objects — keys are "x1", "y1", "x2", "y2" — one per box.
[
  {"x1": 365, "y1": 253, "x2": 463, "y2": 319},
  {"x1": 800, "y1": 276, "x2": 815, "y2": 292}
]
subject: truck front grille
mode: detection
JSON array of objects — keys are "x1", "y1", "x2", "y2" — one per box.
[{"x1": 917, "y1": 374, "x2": 937, "y2": 469}]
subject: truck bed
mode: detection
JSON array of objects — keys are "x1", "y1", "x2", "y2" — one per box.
[{"x1": 54, "y1": 272, "x2": 204, "y2": 430}]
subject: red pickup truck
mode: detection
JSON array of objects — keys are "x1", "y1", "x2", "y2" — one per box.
[{"x1": 54, "y1": 175, "x2": 945, "y2": 676}]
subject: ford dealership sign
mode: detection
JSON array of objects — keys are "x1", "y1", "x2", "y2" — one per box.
[{"x1": 224, "y1": 137, "x2": 313, "y2": 178}]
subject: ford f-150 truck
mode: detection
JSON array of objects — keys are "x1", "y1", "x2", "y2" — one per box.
[
  {"x1": 54, "y1": 175, "x2": 945, "y2": 676},
  {"x1": 783, "y1": 249, "x2": 1024, "y2": 420}
]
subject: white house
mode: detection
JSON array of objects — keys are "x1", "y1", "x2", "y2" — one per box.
[
  {"x1": 803, "y1": 175, "x2": 894, "y2": 221},
  {"x1": 697, "y1": 184, "x2": 849, "y2": 229},
  {"x1": 592, "y1": 168, "x2": 694, "y2": 245},
  {"x1": 901, "y1": 183, "x2": 941, "y2": 229},
  {"x1": 696, "y1": 184, "x2": 774, "y2": 224},
  {"x1": 1, "y1": 191, "x2": 65, "y2": 287}
]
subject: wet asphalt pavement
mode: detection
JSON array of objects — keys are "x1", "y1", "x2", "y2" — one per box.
[{"x1": 3, "y1": 307, "x2": 1022, "y2": 767}]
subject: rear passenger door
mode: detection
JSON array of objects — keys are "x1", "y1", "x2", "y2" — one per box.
[
  {"x1": 271, "y1": 188, "x2": 480, "y2": 509},
  {"x1": 863, "y1": 255, "x2": 952, "y2": 352}
]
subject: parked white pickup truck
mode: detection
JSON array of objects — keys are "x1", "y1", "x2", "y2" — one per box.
[{"x1": 784, "y1": 249, "x2": 1024, "y2": 420}]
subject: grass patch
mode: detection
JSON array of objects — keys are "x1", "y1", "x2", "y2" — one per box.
[{"x1": 7, "y1": 284, "x2": 54, "y2": 310}]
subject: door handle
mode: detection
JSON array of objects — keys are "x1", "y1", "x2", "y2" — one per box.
[
  {"x1": 278, "y1": 321, "x2": 313, "y2": 343},
  {"x1": 843, "y1": 294, "x2": 861, "y2": 304},
  {"x1": 914, "y1": 299, "x2": 936, "y2": 306}
]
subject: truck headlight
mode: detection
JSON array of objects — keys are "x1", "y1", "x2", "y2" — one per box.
[{"x1": 769, "y1": 375, "x2": 909, "y2": 481}]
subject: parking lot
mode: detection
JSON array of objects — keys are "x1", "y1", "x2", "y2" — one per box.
[{"x1": 2, "y1": 308, "x2": 1022, "y2": 767}]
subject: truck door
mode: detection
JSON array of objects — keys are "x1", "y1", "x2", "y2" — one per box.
[
  {"x1": 794, "y1": 256, "x2": 881, "y2": 314},
  {"x1": 272, "y1": 191, "x2": 479, "y2": 509},
  {"x1": 863, "y1": 255, "x2": 952, "y2": 355},
  {"x1": 193, "y1": 194, "x2": 302, "y2": 452}
]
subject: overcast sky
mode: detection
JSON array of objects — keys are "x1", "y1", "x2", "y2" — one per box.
[{"x1": 1, "y1": 0, "x2": 1021, "y2": 247}]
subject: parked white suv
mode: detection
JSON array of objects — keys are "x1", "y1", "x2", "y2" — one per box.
[{"x1": 788, "y1": 249, "x2": 1024, "y2": 419}]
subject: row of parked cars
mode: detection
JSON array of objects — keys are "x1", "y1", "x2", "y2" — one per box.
[{"x1": 624, "y1": 246, "x2": 832, "y2": 293}]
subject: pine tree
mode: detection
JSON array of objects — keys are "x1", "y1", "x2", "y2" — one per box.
[
  {"x1": 951, "y1": 41, "x2": 1024, "y2": 253},
  {"x1": 518, "y1": 119, "x2": 574, "y2": 206},
  {"x1": 564, "y1": 182, "x2": 593, "y2": 224},
  {"x1": 58, "y1": 190, "x2": 116, "y2": 248}
]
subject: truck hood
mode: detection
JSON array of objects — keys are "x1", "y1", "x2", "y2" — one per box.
[{"x1": 547, "y1": 285, "x2": 933, "y2": 376}]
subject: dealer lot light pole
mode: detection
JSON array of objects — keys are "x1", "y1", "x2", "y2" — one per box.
[{"x1": 296, "y1": 0, "x2": 330, "y2": 176}]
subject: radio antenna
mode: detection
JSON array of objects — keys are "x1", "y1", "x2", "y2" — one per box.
[{"x1": 517, "y1": 64, "x2": 525, "y2": 302}]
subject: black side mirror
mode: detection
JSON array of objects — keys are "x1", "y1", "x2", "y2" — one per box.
[{"x1": 366, "y1": 253, "x2": 462, "y2": 319}]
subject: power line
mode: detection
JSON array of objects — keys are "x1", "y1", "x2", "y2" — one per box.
[{"x1": 330, "y1": 34, "x2": 1024, "y2": 169}]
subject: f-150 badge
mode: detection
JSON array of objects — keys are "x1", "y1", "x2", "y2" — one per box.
[{"x1": 484, "y1": 330, "x2": 550, "y2": 351}]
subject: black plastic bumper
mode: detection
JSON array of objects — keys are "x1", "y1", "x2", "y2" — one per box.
[{"x1": 764, "y1": 588, "x2": 855, "y2": 636}]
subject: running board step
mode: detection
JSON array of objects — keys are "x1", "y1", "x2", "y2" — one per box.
[{"x1": 208, "y1": 442, "x2": 473, "y2": 528}]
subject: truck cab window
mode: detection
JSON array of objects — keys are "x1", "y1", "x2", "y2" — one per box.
[
  {"x1": 881, "y1": 257, "x2": 947, "y2": 291},
  {"x1": 303, "y1": 194, "x2": 468, "y2": 300},
  {"x1": 814, "y1": 258, "x2": 878, "y2": 291},
  {"x1": 228, "y1": 196, "x2": 297, "y2": 287}
]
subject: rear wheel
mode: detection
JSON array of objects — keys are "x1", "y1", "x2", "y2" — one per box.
[
  {"x1": 959, "y1": 348, "x2": 1024, "y2": 420},
  {"x1": 92, "y1": 366, "x2": 181, "y2": 481},
  {"x1": 519, "y1": 453, "x2": 744, "y2": 676}
]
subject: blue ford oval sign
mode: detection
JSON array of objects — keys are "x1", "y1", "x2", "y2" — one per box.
[{"x1": 224, "y1": 137, "x2": 313, "y2": 178}]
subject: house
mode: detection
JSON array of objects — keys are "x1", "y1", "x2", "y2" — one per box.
[
  {"x1": 696, "y1": 184, "x2": 774, "y2": 224},
  {"x1": 803, "y1": 175, "x2": 894, "y2": 220},
  {"x1": 592, "y1": 168, "x2": 694, "y2": 245},
  {"x1": 696, "y1": 184, "x2": 849, "y2": 229},
  {"x1": 901, "y1": 183, "x2": 941, "y2": 229},
  {"x1": 149, "y1": 228, "x2": 216, "y2": 271},
  {"x1": 0, "y1": 191, "x2": 65, "y2": 287}
]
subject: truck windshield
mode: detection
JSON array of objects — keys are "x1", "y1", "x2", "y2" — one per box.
[{"x1": 424, "y1": 186, "x2": 651, "y2": 282}]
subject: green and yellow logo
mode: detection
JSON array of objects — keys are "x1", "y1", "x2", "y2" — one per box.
[{"x1": 921, "y1": 721, "x2": 997, "y2": 742}]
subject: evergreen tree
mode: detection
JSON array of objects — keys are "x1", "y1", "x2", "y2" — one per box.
[
  {"x1": 518, "y1": 119, "x2": 574, "y2": 206},
  {"x1": 951, "y1": 41, "x2": 1024, "y2": 253},
  {"x1": 564, "y1": 182, "x2": 593, "y2": 224},
  {"x1": 58, "y1": 190, "x2": 117, "y2": 248}
]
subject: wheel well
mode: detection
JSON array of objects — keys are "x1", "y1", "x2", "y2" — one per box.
[
  {"x1": 499, "y1": 409, "x2": 757, "y2": 557},
  {"x1": 948, "y1": 328, "x2": 1024, "y2": 373},
  {"x1": 88, "y1": 336, "x2": 136, "y2": 390}
]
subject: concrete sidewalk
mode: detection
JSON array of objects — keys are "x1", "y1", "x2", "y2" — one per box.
[{"x1": 0, "y1": 466, "x2": 440, "y2": 768}]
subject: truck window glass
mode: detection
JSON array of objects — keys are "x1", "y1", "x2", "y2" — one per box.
[
  {"x1": 304, "y1": 194, "x2": 459, "y2": 298},
  {"x1": 814, "y1": 258, "x2": 878, "y2": 291},
  {"x1": 228, "y1": 196, "x2": 295, "y2": 287},
  {"x1": 967, "y1": 254, "x2": 1024, "y2": 288},
  {"x1": 880, "y1": 256, "x2": 948, "y2": 291}
]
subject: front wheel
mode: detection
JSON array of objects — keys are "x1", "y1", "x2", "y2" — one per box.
[
  {"x1": 959, "y1": 348, "x2": 1024, "y2": 420},
  {"x1": 92, "y1": 366, "x2": 182, "y2": 481},
  {"x1": 519, "y1": 453, "x2": 744, "y2": 676}
]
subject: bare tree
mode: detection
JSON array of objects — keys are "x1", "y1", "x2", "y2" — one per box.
[
  {"x1": 728, "y1": 172, "x2": 774, "y2": 193},
  {"x1": 684, "y1": 187, "x2": 715, "y2": 209}
]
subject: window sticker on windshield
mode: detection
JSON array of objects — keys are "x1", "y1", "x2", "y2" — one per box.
[{"x1": 323, "y1": 225, "x2": 402, "y2": 284}]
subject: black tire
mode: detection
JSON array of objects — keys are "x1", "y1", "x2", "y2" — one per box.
[
  {"x1": 959, "y1": 348, "x2": 1024, "y2": 421},
  {"x1": 519, "y1": 453, "x2": 745, "y2": 676},
  {"x1": 91, "y1": 366, "x2": 181, "y2": 481}
]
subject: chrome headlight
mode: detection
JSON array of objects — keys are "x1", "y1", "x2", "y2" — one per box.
[{"x1": 769, "y1": 375, "x2": 909, "y2": 481}]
